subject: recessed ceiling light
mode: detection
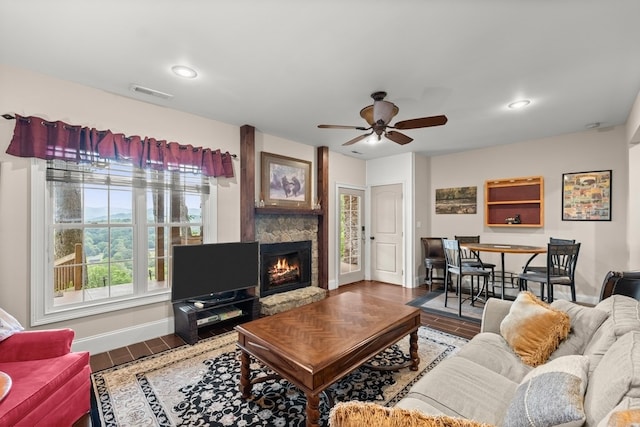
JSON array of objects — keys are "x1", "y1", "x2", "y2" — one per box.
[
  {"x1": 507, "y1": 99, "x2": 531, "y2": 109},
  {"x1": 171, "y1": 65, "x2": 198, "y2": 79}
]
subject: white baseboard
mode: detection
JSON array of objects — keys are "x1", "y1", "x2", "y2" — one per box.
[{"x1": 72, "y1": 317, "x2": 174, "y2": 354}]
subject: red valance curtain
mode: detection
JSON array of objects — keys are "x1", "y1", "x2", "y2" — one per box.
[{"x1": 5, "y1": 115, "x2": 234, "y2": 178}]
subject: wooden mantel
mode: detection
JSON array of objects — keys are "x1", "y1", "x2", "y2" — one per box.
[{"x1": 239, "y1": 125, "x2": 329, "y2": 289}]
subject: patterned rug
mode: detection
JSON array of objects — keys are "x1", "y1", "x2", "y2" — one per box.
[{"x1": 91, "y1": 326, "x2": 467, "y2": 426}]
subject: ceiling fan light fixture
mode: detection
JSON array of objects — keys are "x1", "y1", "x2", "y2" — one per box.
[
  {"x1": 508, "y1": 99, "x2": 531, "y2": 109},
  {"x1": 373, "y1": 100, "x2": 399, "y2": 124}
]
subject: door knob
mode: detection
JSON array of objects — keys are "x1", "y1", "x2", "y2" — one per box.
[{"x1": 370, "y1": 236, "x2": 375, "y2": 240}]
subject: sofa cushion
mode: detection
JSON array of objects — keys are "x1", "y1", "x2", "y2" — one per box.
[
  {"x1": 584, "y1": 295, "x2": 640, "y2": 373},
  {"x1": 0, "y1": 351, "x2": 90, "y2": 426},
  {"x1": 549, "y1": 300, "x2": 608, "y2": 359},
  {"x1": 455, "y1": 333, "x2": 532, "y2": 383},
  {"x1": 396, "y1": 356, "x2": 517, "y2": 425},
  {"x1": 584, "y1": 331, "x2": 640, "y2": 426},
  {"x1": 502, "y1": 355, "x2": 589, "y2": 427},
  {"x1": 329, "y1": 401, "x2": 495, "y2": 427},
  {"x1": 500, "y1": 291, "x2": 570, "y2": 367}
]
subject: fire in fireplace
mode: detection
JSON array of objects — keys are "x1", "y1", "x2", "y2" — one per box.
[{"x1": 260, "y1": 240, "x2": 311, "y2": 297}]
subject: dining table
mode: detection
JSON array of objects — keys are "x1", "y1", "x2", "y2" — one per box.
[{"x1": 460, "y1": 243, "x2": 547, "y2": 299}]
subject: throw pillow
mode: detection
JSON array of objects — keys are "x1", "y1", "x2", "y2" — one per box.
[
  {"x1": 604, "y1": 410, "x2": 640, "y2": 427},
  {"x1": 596, "y1": 397, "x2": 640, "y2": 427},
  {"x1": 0, "y1": 307, "x2": 24, "y2": 342},
  {"x1": 500, "y1": 291, "x2": 570, "y2": 366},
  {"x1": 502, "y1": 355, "x2": 590, "y2": 427},
  {"x1": 328, "y1": 401, "x2": 495, "y2": 427}
]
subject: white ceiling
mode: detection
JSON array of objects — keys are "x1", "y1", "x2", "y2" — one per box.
[{"x1": 2, "y1": 0, "x2": 640, "y2": 160}]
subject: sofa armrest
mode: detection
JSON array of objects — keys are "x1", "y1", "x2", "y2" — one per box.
[
  {"x1": 0, "y1": 329, "x2": 74, "y2": 362},
  {"x1": 480, "y1": 298, "x2": 513, "y2": 334}
]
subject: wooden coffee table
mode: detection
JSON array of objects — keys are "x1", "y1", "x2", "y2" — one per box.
[{"x1": 236, "y1": 291, "x2": 421, "y2": 427}]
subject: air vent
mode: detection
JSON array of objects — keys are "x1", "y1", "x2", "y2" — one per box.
[{"x1": 130, "y1": 84, "x2": 173, "y2": 100}]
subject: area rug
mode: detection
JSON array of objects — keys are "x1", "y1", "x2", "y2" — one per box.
[
  {"x1": 407, "y1": 290, "x2": 485, "y2": 322},
  {"x1": 91, "y1": 326, "x2": 467, "y2": 426}
]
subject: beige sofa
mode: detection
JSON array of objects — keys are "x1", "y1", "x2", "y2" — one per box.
[{"x1": 389, "y1": 293, "x2": 640, "y2": 426}]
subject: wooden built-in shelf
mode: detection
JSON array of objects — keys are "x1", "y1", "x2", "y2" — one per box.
[
  {"x1": 485, "y1": 176, "x2": 544, "y2": 227},
  {"x1": 255, "y1": 207, "x2": 323, "y2": 216}
]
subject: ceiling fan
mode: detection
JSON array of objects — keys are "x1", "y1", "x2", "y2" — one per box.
[{"x1": 318, "y1": 91, "x2": 448, "y2": 146}]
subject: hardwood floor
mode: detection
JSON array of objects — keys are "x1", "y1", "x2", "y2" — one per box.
[{"x1": 88, "y1": 281, "x2": 480, "y2": 373}]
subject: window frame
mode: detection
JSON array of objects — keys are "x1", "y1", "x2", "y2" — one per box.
[{"x1": 30, "y1": 159, "x2": 218, "y2": 326}]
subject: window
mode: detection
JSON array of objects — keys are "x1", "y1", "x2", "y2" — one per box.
[{"x1": 30, "y1": 159, "x2": 216, "y2": 325}]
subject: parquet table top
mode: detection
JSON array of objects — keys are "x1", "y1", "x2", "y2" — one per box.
[{"x1": 236, "y1": 291, "x2": 421, "y2": 427}]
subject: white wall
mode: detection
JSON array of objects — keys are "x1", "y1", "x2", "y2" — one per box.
[
  {"x1": 629, "y1": 143, "x2": 640, "y2": 269},
  {"x1": 429, "y1": 127, "x2": 629, "y2": 304},
  {"x1": 626, "y1": 91, "x2": 640, "y2": 270}
]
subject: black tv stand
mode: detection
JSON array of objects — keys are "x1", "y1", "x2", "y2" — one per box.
[
  {"x1": 187, "y1": 292, "x2": 238, "y2": 307},
  {"x1": 173, "y1": 289, "x2": 258, "y2": 345}
]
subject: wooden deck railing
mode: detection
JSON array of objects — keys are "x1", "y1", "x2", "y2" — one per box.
[{"x1": 54, "y1": 243, "x2": 83, "y2": 292}]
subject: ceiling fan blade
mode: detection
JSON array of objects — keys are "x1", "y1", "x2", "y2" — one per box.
[
  {"x1": 385, "y1": 131, "x2": 413, "y2": 145},
  {"x1": 394, "y1": 115, "x2": 448, "y2": 130},
  {"x1": 318, "y1": 124, "x2": 369, "y2": 130},
  {"x1": 342, "y1": 132, "x2": 372, "y2": 146}
]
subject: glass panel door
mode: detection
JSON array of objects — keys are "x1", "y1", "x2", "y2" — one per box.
[{"x1": 338, "y1": 187, "x2": 365, "y2": 285}]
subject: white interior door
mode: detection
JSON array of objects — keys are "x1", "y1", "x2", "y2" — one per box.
[
  {"x1": 371, "y1": 183, "x2": 403, "y2": 285},
  {"x1": 338, "y1": 187, "x2": 365, "y2": 285}
]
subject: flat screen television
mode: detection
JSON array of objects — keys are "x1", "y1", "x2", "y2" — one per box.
[{"x1": 171, "y1": 241, "x2": 259, "y2": 303}]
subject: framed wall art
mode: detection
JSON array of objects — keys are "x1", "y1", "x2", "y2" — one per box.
[
  {"x1": 261, "y1": 152, "x2": 312, "y2": 208},
  {"x1": 562, "y1": 169, "x2": 611, "y2": 221},
  {"x1": 435, "y1": 186, "x2": 477, "y2": 214}
]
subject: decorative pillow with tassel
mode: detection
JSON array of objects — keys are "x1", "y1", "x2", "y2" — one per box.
[
  {"x1": 499, "y1": 291, "x2": 570, "y2": 366},
  {"x1": 328, "y1": 401, "x2": 495, "y2": 427}
]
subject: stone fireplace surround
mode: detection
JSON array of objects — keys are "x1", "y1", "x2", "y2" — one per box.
[
  {"x1": 255, "y1": 213, "x2": 319, "y2": 297},
  {"x1": 259, "y1": 240, "x2": 312, "y2": 297}
]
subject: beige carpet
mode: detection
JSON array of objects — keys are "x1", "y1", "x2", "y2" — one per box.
[{"x1": 91, "y1": 327, "x2": 468, "y2": 426}]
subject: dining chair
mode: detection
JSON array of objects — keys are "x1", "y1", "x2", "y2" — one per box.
[
  {"x1": 454, "y1": 235, "x2": 496, "y2": 294},
  {"x1": 517, "y1": 242, "x2": 581, "y2": 303},
  {"x1": 421, "y1": 237, "x2": 449, "y2": 292},
  {"x1": 524, "y1": 237, "x2": 577, "y2": 274},
  {"x1": 442, "y1": 239, "x2": 492, "y2": 317}
]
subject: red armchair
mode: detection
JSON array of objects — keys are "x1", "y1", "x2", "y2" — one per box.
[{"x1": 0, "y1": 328, "x2": 91, "y2": 426}]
